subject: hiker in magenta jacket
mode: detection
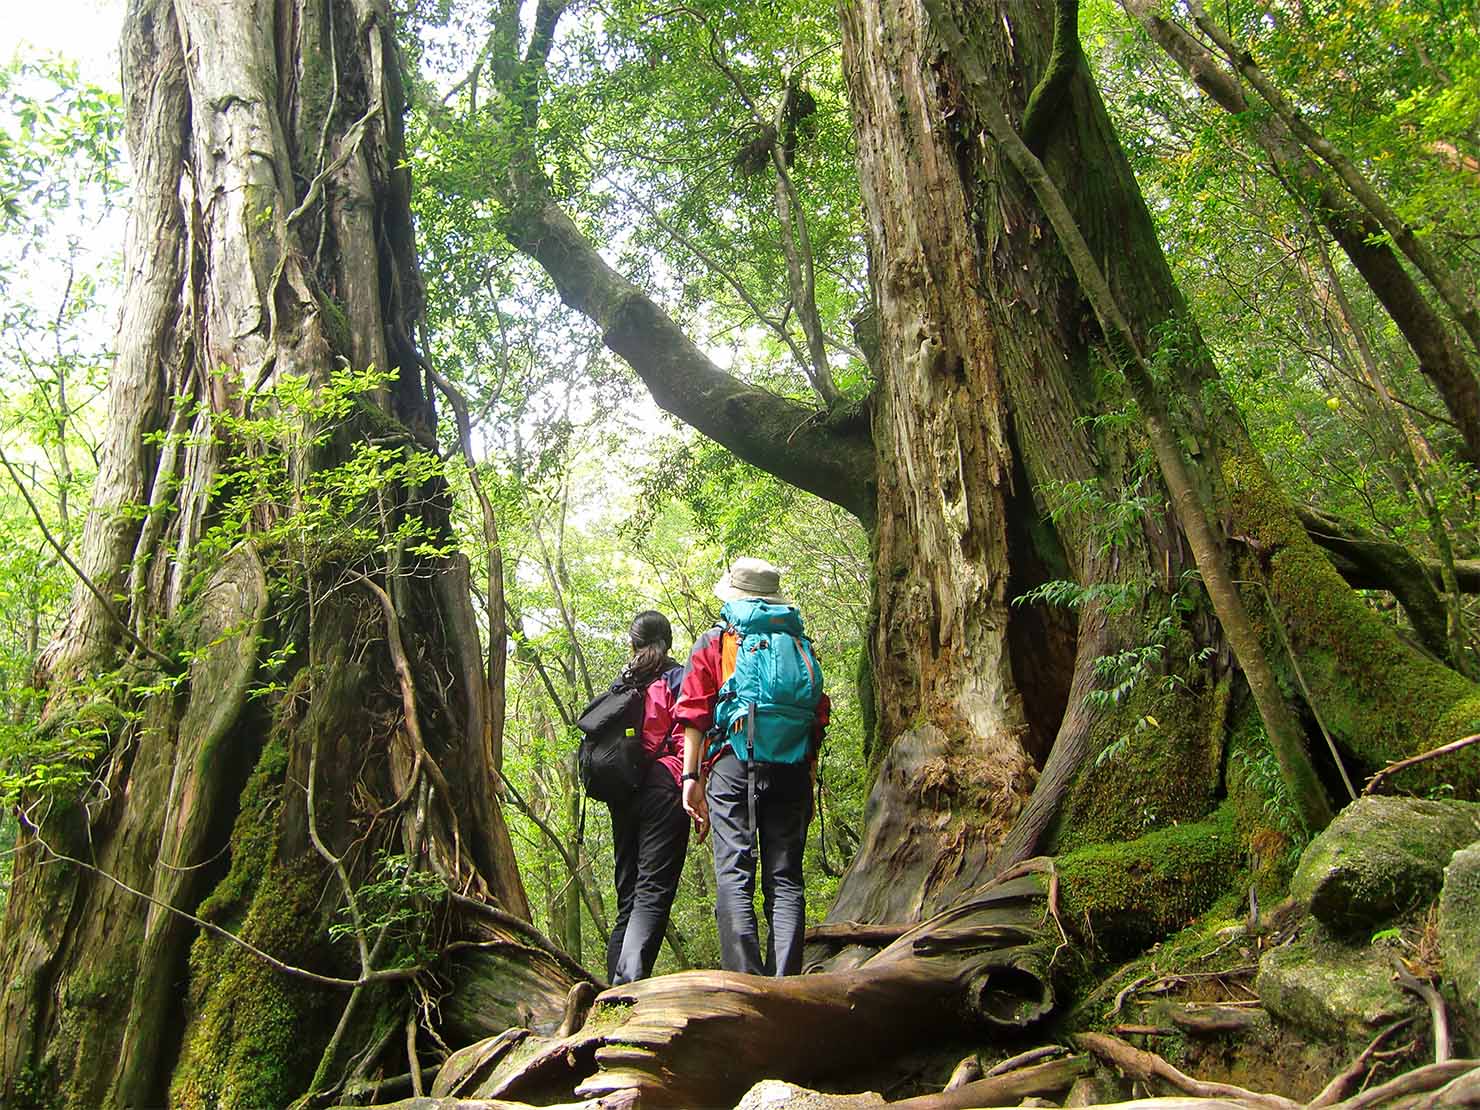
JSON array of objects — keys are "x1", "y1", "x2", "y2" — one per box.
[
  {"x1": 677, "y1": 558, "x2": 829, "y2": 976},
  {"x1": 604, "y1": 610, "x2": 689, "y2": 985}
]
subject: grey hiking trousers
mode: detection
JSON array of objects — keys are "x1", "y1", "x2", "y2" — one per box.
[{"x1": 705, "y1": 753, "x2": 811, "y2": 976}]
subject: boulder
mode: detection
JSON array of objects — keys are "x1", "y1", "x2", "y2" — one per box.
[
  {"x1": 1256, "y1": 923, "x2": 1420, "y2": 1042},
  {"x1": 1439, "y1": 841, "x2": 1480, "y2": 1034},
  {"x1": 1289, "y1": 797, "x2": 1480, "y2": 935}
]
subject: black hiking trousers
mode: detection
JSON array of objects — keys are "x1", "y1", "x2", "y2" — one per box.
[
  {"x1": 706, "y1": 752, "x2": 811, "y2": 976},
  {"x1": 606, "y1": 761, "x2": 689, "y2": 984}
]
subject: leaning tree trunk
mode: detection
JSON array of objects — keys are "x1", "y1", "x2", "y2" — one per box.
[{"x1": 0, "y1": 0, "x2": 567, "y2": 1105}]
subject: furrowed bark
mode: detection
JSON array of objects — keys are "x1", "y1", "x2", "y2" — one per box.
[{"x1": 0, "y1": 0, "x2": 546, "y2": 1103}]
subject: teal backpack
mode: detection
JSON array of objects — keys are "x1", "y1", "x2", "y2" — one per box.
[{"x1": 710, "y1": 598, "x2": 824, "y2": 765}]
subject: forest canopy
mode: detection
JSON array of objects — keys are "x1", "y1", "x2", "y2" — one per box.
[{"x1": 0, "y1": 0, "x2": 1478, "y2": 1107}]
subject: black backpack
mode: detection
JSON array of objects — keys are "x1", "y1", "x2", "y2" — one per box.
[
  {"x1": 575, "y1": 679, "x2": 647, "y2": 803},
  {"x1": 575, "y1": 664, "x2": 682, "y2": 803}
]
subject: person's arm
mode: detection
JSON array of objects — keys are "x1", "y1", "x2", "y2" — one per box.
[
  {"x1": 676, "y1": 630, "x2": 722, "y2": 839},
  {"x1": 681, "y1": 725, "x2": 708, "y2": 840}
]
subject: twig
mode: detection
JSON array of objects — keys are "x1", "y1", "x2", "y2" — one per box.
[
  {"x1": 19, "y1": 811, "x2": 415, "y2": 991},
  {"x1": 308, "y1": 733, "x2": 371, "y2": 974},
  {"x1": 448, "y1": 891, "x2": 603, "y2": 988},
  {"x1": 498, "y1": 771, "x2": 610, "y2": 933},
  {"x1": 1364, "y1": 733, "x2": 1480, "y2": 795}
]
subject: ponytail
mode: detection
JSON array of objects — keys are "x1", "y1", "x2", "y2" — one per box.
[{"x1": 624, "y1": 610, "x2": 675, "y2": 686}]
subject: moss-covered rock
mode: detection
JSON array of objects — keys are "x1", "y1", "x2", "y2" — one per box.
[
  {"x1": 1255, "y1": 923, "x2": 1420, "y2": 1042},
  {"x1": 1439, "y1": 841, "x2": 1480, "y2": 1039},
  {"x1": 1289, "y1": 796, "x2": 1480, "y2": 936}
]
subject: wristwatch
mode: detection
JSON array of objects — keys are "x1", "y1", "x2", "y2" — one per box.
[{"x1": 681, "y1": 771, "x2": 699, "y2": 783}]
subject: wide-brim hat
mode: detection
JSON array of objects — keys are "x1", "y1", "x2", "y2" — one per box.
[{"x1": 713, "y1": 557, "x2": 788, "y2": 604}]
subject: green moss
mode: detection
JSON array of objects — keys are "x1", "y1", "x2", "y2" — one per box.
[
  {"x1": 172, "y1": 861, "x2": 333, "y2": 1110},
  {"x1": 171, "y1": 694, "x2": 337, "y2": 1108},
  {"x1": 315, "y1": 291, "x2": 352, "y2": 358},
  {"x1": 1224, "y1": 454, "x2": 1480, "y2": 797},
  {"x1": 48, "y1": 959, "x2": 136, "y2": 1110},
  {"x1": 1058, "y1": 803, "x2": 1243, "y2": 957},
  {"x1": 195, "y1": 732, "x2": 289, "y2": 926},
  {"x1": 584, "y1": 1002, "x2": 634, "y2": 1034},
  {"x1": 1056, "y1": 665, "x2": 1226, "y2": 852}
]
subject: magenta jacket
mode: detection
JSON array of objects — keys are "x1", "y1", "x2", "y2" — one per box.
[{"x1": 642, "y1": 666, "x2": 685, "y2": 788}]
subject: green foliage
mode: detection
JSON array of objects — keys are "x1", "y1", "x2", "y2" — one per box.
[{"x1": 330, "y1": 850, "x2": 446, "y2": 964}]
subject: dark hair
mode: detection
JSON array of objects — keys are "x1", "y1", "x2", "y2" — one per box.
[{"x1": 626, "y1": 610, "x2": 673, "y2": 685}]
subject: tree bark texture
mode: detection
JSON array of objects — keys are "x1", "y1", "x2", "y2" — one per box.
[{"x1": 0, "y1": 0, "x2": 545, "y2": 1104}]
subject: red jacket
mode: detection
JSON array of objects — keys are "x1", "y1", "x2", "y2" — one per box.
[
  {"x1": 642, "y1": 667, "x2": 684, "y2": 787},
  {"x1": 674, "y1": 626, "x2": 830, "y2": 762}
]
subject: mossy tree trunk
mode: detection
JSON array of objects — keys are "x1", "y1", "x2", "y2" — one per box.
[
  {"x1": 824, "y1": 0, "x2": 1480, "y2": 934},
  {"x1": 0, "y1": 0, "x2": 560, "y2": 1105}
]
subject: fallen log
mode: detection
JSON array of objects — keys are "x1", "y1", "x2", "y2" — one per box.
[{"x1": 468, "y1": 871, "x2": 1057, "y2": 1107}]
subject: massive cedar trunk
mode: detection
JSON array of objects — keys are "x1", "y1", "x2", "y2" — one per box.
[
  {"x1": 826, "y1": 0, "x2": 1480, "y2": 939},
  {"x1": 0, "y1": 0, "x2": 558, "y2": 1105}
]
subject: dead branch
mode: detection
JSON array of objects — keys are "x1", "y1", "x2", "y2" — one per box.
[
  {"x1": 1364, "y1": 733, "x2": 1480, "y2": 795},
  {"x1": 20, "y1": 813, "x2": 418, "y2": 991},
  {"x1": 806, "y1": 922, "x2": 913, "y2": 945},
  {"x1": 944, "y1": 1056, "x2": 981, "y2": 1090}
]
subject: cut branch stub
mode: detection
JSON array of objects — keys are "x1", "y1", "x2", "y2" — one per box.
[{"x1": 462, "y1": 873, "x2": 1056, "y2": 1108}]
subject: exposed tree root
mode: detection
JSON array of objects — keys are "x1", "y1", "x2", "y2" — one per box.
[
  {"x1": 887, "y1": 1055, "x2": 1094, "y2": 1109},
  {"x1": 1076, "y1": 1033, "x2": 1300, "y2": 1110}
]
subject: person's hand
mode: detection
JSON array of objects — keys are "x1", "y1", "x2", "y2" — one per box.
[{"x1": 682, "y1": 777, "x2": 709, "y2": 843}]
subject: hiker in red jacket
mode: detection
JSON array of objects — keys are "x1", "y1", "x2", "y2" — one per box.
[
  {"x1": 676, "y1": 558, "x2": 829, "y2": 976},
  {"x1": 604, "y1": 610, "x2": 688, "y2": 984}
]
